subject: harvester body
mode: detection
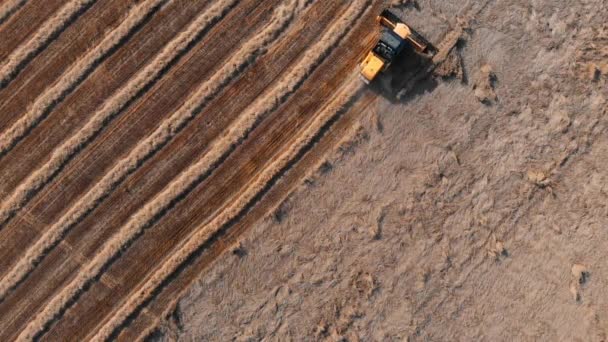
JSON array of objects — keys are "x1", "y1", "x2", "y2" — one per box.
[{"x1": 360, "y1": 9, "x2": 436, "y2": 83}]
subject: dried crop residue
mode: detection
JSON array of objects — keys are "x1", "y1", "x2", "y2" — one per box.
[
  {"x1": 109, "y1": 9, "x2": 380, "y2": 342},
  {"x1": 0, "y1": 0, "x2": 381, "y2": 338},
  {"x1": 0, "y1": 0, "x2": 244, "y2": 301},
  {"x1": 473, "y1": 63, "x2": 497, "y2": 104},
  {"x1": 73, "y1": 0, "x2": 365, "y2": 336},
  {"x1": 0, "y1": 0, "x2": 167, "y2": 158},
  {"x1": 0, "y1": 0, "x2": 238, "y2": 229},
  {"x1": 0, "y1": 0, "x2": 295, "y2": 305},
  {"x1": 0, "y1": 0, "x2": 95, "y2": 87}
]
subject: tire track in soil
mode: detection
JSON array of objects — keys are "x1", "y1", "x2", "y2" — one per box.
[
  {"x1": 95, "y1": 78, "x2": 364, "y2": 342},
  {"x1": 0, "y1": 0, "x2": 216, "y2": 198},
  {"x1": 0, "y1": 0, "x2": 238, "y2": 230},
  {"x1": 0, "y1": 0, "x2": 63, "y2": 58},
  {"x1": 0, "y1": 0, "x2": 283, "y2": 309},
  {"x1": 0, "y1": 0, "x2": 168, "y2": 158},
  {"x1": 0, "y1": 0, "x2": 98, "y2": 88},
  {"x1": 0, "y1": 0, "x2": 296, "y2": 314},
  {"x1": 14, "y1": 2, "x2": 308, "y2": 340},
  {"x1": 0, "y1": 0, "x2": 27, "y2": 26}
]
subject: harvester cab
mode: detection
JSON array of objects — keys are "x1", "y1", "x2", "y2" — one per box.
[{"x1": 360, "y1": 9, "x2": 436, "y2": 84}]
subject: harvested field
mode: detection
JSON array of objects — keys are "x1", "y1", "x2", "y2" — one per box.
[
  {"x1": 2, "y1": 0, "x2": 606, "y2": 341},
  {"x1": 0, "y1": 0, "x2": 384, "y2": 339}
]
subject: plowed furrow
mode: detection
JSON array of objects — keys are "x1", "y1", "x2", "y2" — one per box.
[
  {"x1": 0, "y1": 0, "x2": 97, "y2": 88},
  {"x1": 0, "y1": 0, "x2": 164, "y2": 155},
  {"x1": 0, "y1": 0, "x2": 237, "y2": 231},
  {"x1": 97, "y1": 77, "x2": 363, "y2": 342},
  {"x1": 14, "y1": 2, "x2": 307, "y2": 340},
  {"x1": 0, "y1": 0, "x2": 27, "y2": 26}
]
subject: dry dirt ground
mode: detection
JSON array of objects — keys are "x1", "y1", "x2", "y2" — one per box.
[
  {"x1": 151, "y1": 0, "x2": 608, "y2": 341},
  {"x1": 0, "y1": 0, "x2": 606, "y2": 341}
]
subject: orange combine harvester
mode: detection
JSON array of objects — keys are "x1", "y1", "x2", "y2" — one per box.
[{"x1": 360, "y1": 9, "x2": 437, "y2": 83}]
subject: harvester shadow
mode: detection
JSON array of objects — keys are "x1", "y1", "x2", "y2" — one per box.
[{"x1": 368, "y1": 44, "x2": 438, "y2": 103}]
